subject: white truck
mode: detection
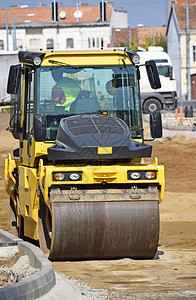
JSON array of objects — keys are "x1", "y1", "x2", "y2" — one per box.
[
  {"x1": 0, "y1": 52, "x2": 18, "y2": 106},
  {"x1": 137, "y1": 47, "x2": 177, "y2": 114}
]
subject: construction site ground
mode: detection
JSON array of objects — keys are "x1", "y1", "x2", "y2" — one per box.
[{"x1": 0, "y1": 113, "x2": 196, "y2": 299}]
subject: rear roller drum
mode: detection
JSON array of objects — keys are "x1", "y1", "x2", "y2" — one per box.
[
  {"x1": 38, "y1": 194, "x2": 52, "y2": 257},
  {"x1": 39, "y1": 200, "x2": 159, "y2": 261}
]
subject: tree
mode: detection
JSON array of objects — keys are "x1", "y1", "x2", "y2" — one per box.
[
  {"x1": 154, "y1": 34, "x2": 167, "y2": 52},
  {"x1": 115, "y1": 38, "x2": 139, "y2": 51},
  {"x1": 131, "y1": 38, "x2": 139, "y2": 52},
  {"x1": 143, "y1": 34, "x2": 167, "y2": 52},
  {"x1": 115, "y1": 34, "x2": 167, "y2": 52}
]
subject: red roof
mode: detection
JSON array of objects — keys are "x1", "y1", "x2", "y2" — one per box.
[
  {"x1": 174, "y1": 3, "x2": 196, "y2": 30},
  {"x1": 0, "y1": 3, "x2": 113, "y2": 27},
  {"x1": 177, "y1": 0, "x2": 195, "y2": 3}
]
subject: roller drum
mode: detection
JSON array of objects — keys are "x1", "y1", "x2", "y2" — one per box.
[{"x1": 48, "y1": 200, "x2": 159, "y2": 260}]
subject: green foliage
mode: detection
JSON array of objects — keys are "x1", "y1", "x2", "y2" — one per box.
[
  {"x1": 115, "y1": 38, "x2": 139, "y2": 51},
  {"x1": 115, "y1": 34, "x2": 167, "y2": 52},
  {"x1": 131, "y1": 38, "x2": 139, "y2": 52},
  {"x1": 145, "y1": 36, "x2": 154, "y2": 50},
  {"x1": 143, "y1": 34, "x2": 167, "y2": 52},
  {"x1": 154, "y1": 34, "x2": 168, "y2": 52}
]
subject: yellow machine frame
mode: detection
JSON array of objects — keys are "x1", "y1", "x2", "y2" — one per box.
[{"x1": 4, "y1": 49, "x2": 165, "y2": 257}]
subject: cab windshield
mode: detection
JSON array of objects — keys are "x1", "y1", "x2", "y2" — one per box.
[{"x1": 36, "y1": 65, "x2": 141, "y2": 140}]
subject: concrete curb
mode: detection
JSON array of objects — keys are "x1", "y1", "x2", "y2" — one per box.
[
  {"x1": 162, "y1": 123, "x2": 196, "y2": 131},
  {"x1": 0, "y1": 229, "x2": 56, "y2": 300}
]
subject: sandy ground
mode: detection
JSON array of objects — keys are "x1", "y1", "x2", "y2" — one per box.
[{"x1": 0, "y1": 114, "x2": 196, "y2": 298}]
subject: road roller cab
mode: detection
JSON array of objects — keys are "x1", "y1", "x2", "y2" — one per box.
[{"x1": 5, "y1": 49, "x2": 165, "y2": 260}]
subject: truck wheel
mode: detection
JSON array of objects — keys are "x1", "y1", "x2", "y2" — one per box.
[{"x1": 143, "y1": 99, "x2": 162, "y2": 114}]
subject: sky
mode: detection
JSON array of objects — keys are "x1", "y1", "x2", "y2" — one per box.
[{"x1": 0, "y1": 0, "x2": 167, "y2": 28}]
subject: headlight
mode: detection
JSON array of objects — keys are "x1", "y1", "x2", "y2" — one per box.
[
  {"x1": 53, "y1": 172, "x2": 82, "y2": 181},
  {"x1": 33, "y1": 56, "x2": 42, "y2": 66},
  {"x1": 53, "y1": 173, "x2": 65, "y2": 181},
  {"x1": 131, "y1": 54, "x2": 140, "y2": 64},
  {"x1": 145, "y1": 171, "x2": 156, "y2": 180},
  {"x1": 69, "y1": 173, "x2": 80, "y2": 181},
  {"x1": 130, "y1": 172, "x2": 141, "y2": 180},
  {"x1": 127, "y1": 51, "x2": 140, "y2": 65},
  {"x1": 128, "y1": 170, "x2": 157, "y2": 180}
]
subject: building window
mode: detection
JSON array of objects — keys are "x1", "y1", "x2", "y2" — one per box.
[
  {"x1": 16, "y1": 39, "x2": 23, "y2": 50},
  {"x1": 29, "y1": 39, "x2": 41, "y2": 51},
  {"x1": 97, "y1": 38, "x2": 99, "y2": 48},
  {"x1": 47, "y1": 39, "x2": 54, "y2": 50},
  {"x1": 193, "y1": 46, "x2": 196, "y2": 62},
  {"x1": 0, "y1": 40, "x2": 4, "y2": 50},
  {"x1": 101, "y1": 38, "x2": 104, "y2": 48},
  {"x1": 88, "y1": 38, "x2": 91, "y2": 48},
  {"x1": 92, "y1": 38, "x2": 95, "y2": 48},
  {"x1": 66, "y1": 38, "x2": 74, "y2": 49}
]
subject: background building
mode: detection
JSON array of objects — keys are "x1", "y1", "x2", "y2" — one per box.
[
  {"x1": 0, "y1": 2, "x2": 128, "y2": 52},
  {"x1": 112, "y1": 26, "x2": 166, "y2": 50},
  {"x1": 166, "y1": 0, "x2": 196, "y2": 20},
  {"x1": 167, "y1": 2, "x2": 196, "y2": 99},
  {"x1": 0, "y1": 2, "x2": 128, "y2": 102}
]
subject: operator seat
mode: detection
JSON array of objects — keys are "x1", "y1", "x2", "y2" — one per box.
[{"x1": 69, "y1": 90, "x2": 100, "y2": 114}]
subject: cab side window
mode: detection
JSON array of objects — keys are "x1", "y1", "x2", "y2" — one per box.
[
  {"x1": 9, "y1": 73, "x2": 22, "y2": 139},
  {"x1": 24, "y1": 68, "x2": 35, "y2": 138}
]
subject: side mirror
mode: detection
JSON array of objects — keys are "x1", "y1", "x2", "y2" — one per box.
[
  {"x1": 34, "y1": 115, "x2": 47, "y2": 141},
  {"x1": 145, "y1": 60, "x2": 161, "y2": 89},
  {"x1": 7, "y1": 65, "x2": 22, "y2": 94},
  {"x1": 150, "y1": 112, "x2": 162, "y2": 139}
]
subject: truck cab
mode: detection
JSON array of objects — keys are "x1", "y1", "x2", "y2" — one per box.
[{"x1": 138, "y1": 46, "x2": 177, "y2": 114}]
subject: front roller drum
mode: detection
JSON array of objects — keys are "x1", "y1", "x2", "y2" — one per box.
[{"x1": 39, "y1": 200, "x2": 159, "y2": 261}]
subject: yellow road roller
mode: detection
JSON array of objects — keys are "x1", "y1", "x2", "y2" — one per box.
[{"x1": 4, "y1": 49, "x2": 165, "y2": 260}]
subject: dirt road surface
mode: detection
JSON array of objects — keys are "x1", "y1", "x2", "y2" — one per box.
[{"x1": 0, "y1": 114, "x2": 196, "y2": 299}]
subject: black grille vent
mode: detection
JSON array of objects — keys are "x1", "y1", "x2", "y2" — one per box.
[{"x1": 64, "y1": 115, "x2": 128, "y2": 136}]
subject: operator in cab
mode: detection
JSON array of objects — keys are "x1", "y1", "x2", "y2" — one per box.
[{"x1": 50, "y1": 68, "x2": 81, "y2": 110}]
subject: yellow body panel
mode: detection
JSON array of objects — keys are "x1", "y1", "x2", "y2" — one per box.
[
  {"x1": 4, "y1": 154, "x2": 20, "y2": 200},
  {"x1": 42, "y1": 50, "x2": 132, "y2": 67},
  {"x1": 18, "y1": 166, "x2": 39, "y2": 239},
  {"x1": 38, "y1": 157, "x2": 164, "y2": 207},
  {"x1": 22, "y1": 138, "x2": 53, "y2": 167},
  {"x1": 98, "y1": 147, "x2": 113, "y2": 154}
]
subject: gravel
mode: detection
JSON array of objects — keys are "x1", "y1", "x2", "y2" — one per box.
[{"x1": 0, "y1": 247, "x2": 39, "y2": 288}]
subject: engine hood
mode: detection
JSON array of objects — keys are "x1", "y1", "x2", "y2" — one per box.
[{"x1": 47, "y1": 114, "x2": 152, "y2": 161}]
